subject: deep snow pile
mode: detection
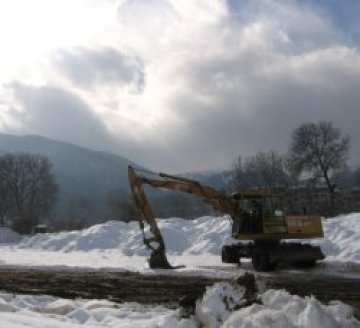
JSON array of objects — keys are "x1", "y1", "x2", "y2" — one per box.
[
  {"x1": 0, "y1": 216, "x2": 235, "y2": 272},
  {"x1": 10, "y1": 213, "x2": 360, "y2": 262},
  {"x1": 0, "y1": 213, "x2": 358, "y2": 271},
  {"x1": 314, "y1": 213, "x2": 360, "y2": 262},
  {"x1": 14, "y1": 216, "x2": 233, "y2": 256},
  {"x1": 0, "y1": 227, "x2": 21, "y2": 244},
  {"x1": 194, "y1": 282, "x2": 360, "y2": 328}
]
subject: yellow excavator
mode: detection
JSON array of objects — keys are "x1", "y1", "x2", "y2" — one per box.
[{"x1": 128, "y1": 165, "x2": 325, "y2": 271}]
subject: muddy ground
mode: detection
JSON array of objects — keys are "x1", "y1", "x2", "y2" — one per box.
[
  {"x1": 0, "y1": 267, "x2": 358, "y2": 319},
  {"x1": 0, "y1": 268, "x2": 220, "y2": 312}
]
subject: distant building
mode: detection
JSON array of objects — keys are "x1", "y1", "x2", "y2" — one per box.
[
  {"x1": 337, "y1": 188, "x2": 360, "y2": 213},
  {"x1": 285, "y1": 186, "x2": 330, "y2": 215},
  {"x1": 33, "y1": 224, "x2": 48, "y2": 234},
  {"x1": 285, "y1": 185, "x2": 360, "y2": 216}
]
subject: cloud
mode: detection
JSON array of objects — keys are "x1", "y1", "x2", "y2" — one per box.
[
  {"x1": 164, "y1": 46, "x2": 360, "y2": 168},
  {"x1": 4, "y1": 83, "x2": 184, "y2": 169},
  {"x1": 1, "y1": 0, "x2": 360, "y2": 172},
  {"x1": 111, "y1": 0, "x2": 360, "y2": 171},
  {"x1": 8, "y1": 83, "x2": 119, "y2": 152},
  {"x1": 54, "y1": 47, "x2": 144, "y2": 92}
]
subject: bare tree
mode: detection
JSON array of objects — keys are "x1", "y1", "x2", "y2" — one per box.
[
  {"x1": 107, "y1": 188, "x2": 136, "y2": 222},
  {"x1": 0, "y1": 153, "x2": 58, "y2": 234},
  {"x1": 231, "y1": 156, "x2": 245, "y2": 189},
  {"x1": 0, "y1": 172, "x2": 12, "y2": 226},
  {"x1": 353, "y1": 166, "x2": 360, "y2": 187},
  {"x1": 67, "y1": 195, "x2": 96, "y2": 228},
  {"x1": 232, "y1": 151, "x2": 291, "y2": 190},
  {"x1": 154, "y1": 193, "x2": 201, "y2": 219},
  {"x1": 289, "y1": 121, "x2": 349, "y2": 212}
]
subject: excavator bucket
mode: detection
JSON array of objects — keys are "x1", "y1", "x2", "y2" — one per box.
[{"x1": 148, "y1": 248, "x2": 173, "y2": 269}]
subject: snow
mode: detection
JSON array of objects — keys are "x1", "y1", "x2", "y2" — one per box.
[
  {"x1": 0, "y1": 213, "x2": 359, "y2": 274},
  {"x1": 13, "y1": 216, "x2": 233, "y2": 255},
  {"x1": 0, "y1": 227, "x2": 21, "y2": 243},
  {"x1": 223, "y1": 288, "x2": 359, "y2": 328},
  {"x1": 0, "y1": 214, "x2": 359, "y2": 327},
  {"x1": 194, "y1": 283, "x2": 360, "y2": 328},
  {"x1": 1, "y1": 283, "x2": 358, "y2": 328},
  {"x1": 0, "y1": 216, "x2": 239, "y2": 277},
  {"x1": 313, "y1": 213, "x2": 360, "y2": 262},
  {"x1": 195, "y1": 282, "x2": 247, "y2": 327},
  {"x1": 0, "y1": 292, "x2": 193, "y2": 328}
]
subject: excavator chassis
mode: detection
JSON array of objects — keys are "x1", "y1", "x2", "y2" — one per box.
[{"x1": 222, "y1": 241, "x2": 325, "y2": 271}]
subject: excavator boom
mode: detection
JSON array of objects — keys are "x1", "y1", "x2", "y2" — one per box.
[
  {"x1": 128, "y1": 166, "x2": 173, "y2": 268},
  {"x1": 128, "y1": 165, "x2": 237, "y2": 269}
]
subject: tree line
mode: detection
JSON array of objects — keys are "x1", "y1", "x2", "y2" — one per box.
[
  {"x1": 0, "y1": 153, "x2": 58, "y2": 234},
  {"x1": 0, "y1": 121, "x2": 354, "y2": 233},
  {"x1": 232, "y1": 121, "x2": 350, "y2": 215},
  {"x1": 0, "y1": 152, "x2": 137, "y2": 233},
  {"x1": 146, "y1": 121, "x2": 352, "y2": 218},
  {"x1": 122, "y1": 121, "x2": 353, "y2": 219}
]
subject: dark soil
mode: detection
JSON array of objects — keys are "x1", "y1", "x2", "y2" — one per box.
[
  {"x1": 0, "y1": 267, "x2": 358, "y2": 319},
  {"x1": 0, "y1": 267, "x2": 220, "y2": 313}
]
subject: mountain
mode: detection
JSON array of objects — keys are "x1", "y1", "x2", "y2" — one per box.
[
  {"x1": 184, "y1": 170, "x2": 235, "y2": 191},
  {"x1": 0, "y1": 133, "x2": 236, "y2": 223},
  {"x1": 0, "y1": 134, "x2": 139, "y2": 221}
]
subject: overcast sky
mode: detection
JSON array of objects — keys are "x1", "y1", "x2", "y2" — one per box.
[{"x1": 0, "y1": 0, "x2": 359, "y2": 172}]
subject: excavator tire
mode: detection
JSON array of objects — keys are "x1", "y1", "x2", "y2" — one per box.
[
  {"x1": 251, "y1": 248, "x2": 275, "y2": 272},
  {"x1": 221, "y1": 245, "x2": 240, "y2": 264},
  {"x1": 291, "y1": 260, "x2": 316, "y2": 269}
]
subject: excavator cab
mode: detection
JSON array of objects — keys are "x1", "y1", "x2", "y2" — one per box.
[
  {"x1": 230, "y1": 190, "x2": 323, "y2": 241},
  {"x1": 232, "y1": 191, "x2": 283, "y2": 237},
  {"x1": 239, "y1": 196, "x2": 264, "y2": 233}
]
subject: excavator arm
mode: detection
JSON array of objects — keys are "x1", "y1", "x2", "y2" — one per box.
[{"x1": 128, "y1": 165, "x2": 237, "y2": 269}]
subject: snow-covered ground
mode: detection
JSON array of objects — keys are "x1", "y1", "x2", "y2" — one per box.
[
  {"x1": 0, "y1": 283, "x2": 359, "y2": 328},
  {"x1": 0, "y1": 292, "x2": 185, "y2": 328},
  {"x1": 0, "y1": 216, "x2": 236, "y2": 277},
  {"x1": 0, "y1": 213, "x2": 359, "y2": 327},
  {"x1": 0, "y1": 213, "x2": 359, "y2": 275}
]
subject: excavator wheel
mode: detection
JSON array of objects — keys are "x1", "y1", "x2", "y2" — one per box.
[
  {"x1": 291, "y1": 260, "x2": 316, "y2": 269},
  {"x1": 251, "y1": 248, "x2": 276, "y2": 272},
  {"x1": 221, "y1": 245, "x2": 240, "y2": 264}
]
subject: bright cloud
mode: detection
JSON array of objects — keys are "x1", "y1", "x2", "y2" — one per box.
[{"x1": 0, "y1": 0, "x2": 359, "y2": 172}]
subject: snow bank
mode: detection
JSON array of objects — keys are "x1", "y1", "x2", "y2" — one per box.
[
  {"x1": 13, "y1": 213, "x2": 360, "y2": 262},
  {"x1": 0, "y1": 213, "x2": 358, "y2": 272},
  {"x1": 15, "y1": 216, "x2": 233, "y2": 256},
  {"x1": 0, "y1": 292, "x2": 195, "y2": 328},
  {"x1": 0, "y1": 227, "x2": 22, "y2": 244},
  {"x1": 314, "y1": 213, "x2": 360, "y2": 262},
  {"x1": 195, "y1": 282, "x2": 246, "y2": 327},
  {"x1": 194, "y1": 282, "x2": 360, "y2": 328},
  {"x1": 0, "y1": 216, "x2": 235, "y2": 274},
  {"x1": 17, "y1": 220, "x2": 150, "y2": 255}
]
